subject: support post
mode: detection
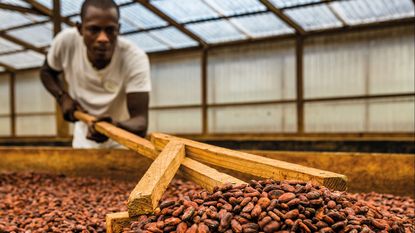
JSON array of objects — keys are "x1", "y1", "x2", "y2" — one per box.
[
  {"x1": 10, "y1": 72, "x2": 16, "y2": 137},
  {"x1": 296, "y1": 36, "x2": 304, "y2": 133},
  {"x1": 52, "y1": 0, "x2": 68, "y2": 138},
  {"x1": 201, "y1": 49, "x2": 208, "y2": 135}
]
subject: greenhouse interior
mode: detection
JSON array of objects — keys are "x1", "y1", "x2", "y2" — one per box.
[{"x1": 0, "y1": 0, "x2": 414, "y2": 232}]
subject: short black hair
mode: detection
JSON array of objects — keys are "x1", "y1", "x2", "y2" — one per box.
[{"x1": 80, "y1": 0, "x2": 120, "y2": 21}]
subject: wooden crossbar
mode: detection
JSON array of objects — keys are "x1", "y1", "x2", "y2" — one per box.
[
  {"x1": 128, "y1": 141, "x2": 185, "y2": 217},
  {"x1": 151, "y1": 133, "x2": 348, "y2": 191}
]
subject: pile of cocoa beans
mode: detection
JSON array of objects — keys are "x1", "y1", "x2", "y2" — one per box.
[
  {"x1": 0, "y1": 172, "x2": 133, "y2": 232},
  {"x1": 125, "y1": 179, "x2": 414, "y2": 233}
]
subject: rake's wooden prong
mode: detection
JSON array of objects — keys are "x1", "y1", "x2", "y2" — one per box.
[
  {"x1": 128, "y1": 141, "x2": 185, "y2": 217},
  {"x1": 151, "y1": 133, "x2": 348, "y2": 191},
  {"x1": 180, "y1": 158, "x2": 246, "y2": 192},
  {"x1": 74, "y1": 111, "x2": 246, "y2": 192},
  {"x1": 106, "y1": 212, "x2": 132, "y2": 233}
]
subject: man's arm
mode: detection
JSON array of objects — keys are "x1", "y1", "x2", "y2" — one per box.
[
  {"x1": 40, "y1": 60, "x2": 81, "y2": 122},
  {"x1": 117, "y1": 92, "x2": 149, "y2": 138},
  {"x1": 87, "y1": 92, "x2": 149, "y2": 142},
  {"x1": 40, "y1": 60, "x2": 64, "y2": 99}
]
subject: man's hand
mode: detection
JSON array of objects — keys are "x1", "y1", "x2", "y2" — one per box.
[
  {"x1": 57, "y1": 93, "x2": 84, "y2": 122},
  {"x1": 86, "y1": 116, "x2": 113, "y2": 143}
]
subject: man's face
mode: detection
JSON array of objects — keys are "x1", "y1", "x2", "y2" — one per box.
[{"x1": 78, "y1": 6, "x2": 119, "y2": 69}]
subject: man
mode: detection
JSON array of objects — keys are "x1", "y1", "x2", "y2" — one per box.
[{"x1": 40, "y1": 0, "x2": 150, "y2": 148}]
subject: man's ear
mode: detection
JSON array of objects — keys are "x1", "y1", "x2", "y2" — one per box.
[{"x1": 76, "y1": 22, "x2": 83, "y2": 35}]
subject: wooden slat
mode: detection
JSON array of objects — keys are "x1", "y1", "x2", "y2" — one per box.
[
  {"x1": 136, "y1": 0, "x2": 207, "y2": 47},
  {"x1": 73, "y1": 111, "x2": 245, "y2": 191},
  {"x1": 296, "y1": 36, "x2": 304, "y2": 133},
  {"x1": 26, "y1": 0, "x2": 75, "y2": 27},
  {"x1": 151, "y1": 133, "x2": 348, "y2": 190},
  {"x1": 258, "y1": 0, "x2": 305, "y2": 35},
  {"x1": 106, "y1": 212, "x2": 132, "y2": 233},
  {"x1": 0, "y1": 3, "x2": 45, "y2": 15},
  {"x1": 201, "y1": 49, "x2": 208, "y2": 134},
  {"x1": 128, "y1": 141, "x2": 185, "y2": 217},
  {"x1": 0, "y1": 33, "x2": 46, "y2": 54}
]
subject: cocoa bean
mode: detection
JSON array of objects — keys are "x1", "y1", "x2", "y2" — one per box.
[{"x1": 278, "y1": 192, "x2": 296, "y2": 203}]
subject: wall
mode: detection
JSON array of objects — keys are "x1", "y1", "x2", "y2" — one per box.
[
  {"x1": 0, "y1": 73, "x2": 10, "y2": 136},
  {"x1": 14, "y1": 69, "x2": 56, "y2": 136},
  {"x1": 304, "y1": 26, "x2": 414, "y2": 132},
  {"x1": 1, "y1": 25, "x2": 413, "y2": 137}
]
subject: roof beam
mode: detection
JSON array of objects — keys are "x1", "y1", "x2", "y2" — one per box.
[
  {"x1": 280, "y1": 0, "x2": 347, "y2": 10},
  {"x1": 0, "y1": 3, "x2": 46, "y2": 15},
  {"x1": 259, "y1": 0, "x2": 305, "y2": 35},
  {"x1": 26, "y1": 0, "x2": 75, "y2": 27},
  {"x1": 0, "y1": 62, "x2": 17, "y2": 73},
  {"x1": 135, "y1": 0, "x2": 208, "y2": 47},
  {"x1": 326, "y1": 3, "x2": 347, "y2": 26},
  {"x1": 0, "y1": 49, "x2": 27, "y2": 56},
  {"x1": 0, "y1": 33, "x2": 46, "y2": 54}
]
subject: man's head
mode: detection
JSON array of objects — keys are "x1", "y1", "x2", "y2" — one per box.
[{"x1": 77, "y1": 0, "x2": 120, "y2": 69}]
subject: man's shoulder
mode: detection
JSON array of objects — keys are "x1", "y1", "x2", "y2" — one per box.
[{"x1": 53, "y1": 27, "x2": 81, "y2": 45}]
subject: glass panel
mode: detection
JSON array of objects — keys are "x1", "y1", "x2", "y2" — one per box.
[
  {"x1": 231, "y1": 12, "x2": 294, "y2": 38},
  {"x1": 204, "y1": 0, "x2": 266, "y2": 16},
  {"x1": 285, "y1": 4, "x2": 342, "y2": 30},
  {"x1": 70, "y1": 15, "x2": 81, "y2": 24},
  {"x1": 305, "y1": 97, "x2": 415, "y2": 133},
  {"x1": 1, "y1": 0, "x2": 31, "y2": 7},
  {"x1": 7, "y1": 22, "x2": 52, "y2": 47},
  {"x1": 0, "y1": 117, "x2": 11, "y2": 136},
  {"x1": 123, "y1": 33, "x2": 169, "y2": 52},
  {"x1": 120, "y1": 4, "x2": 168, "y2": 29},
  {"x1": 0, "y1": 38, "x2": 22, "y2": 54},
  {"x1": 270, "y1": 0, "x2": 320, "y2": 8},
  {"x1": 16, "y1": 115, "x2": 56, "y2": 136},
  {"x1": 208, "y1": 41, "x2": 296, "y2": 103},
  {"x1": 208, "y1": 104, "x2": 297, "y2": 133},
  {"x1": 368, "y1": 97, "x2": 414, "y2": 132},
  {"x1": 0, "y1": 51, "x2": 44, "y2": 69},
  {"x1": 150, "y1": 53, "x2": 201, "y2": 106},
  {"x1": 331, "y1": 0, "x2": 415, "y2": 25},
  {"x1": 35, "y1": 0, "x2": 52, "y2": 9},
  {"x1": 36, "y1": 0, "x2": 132, "y2": 12},
  {"x1": 15, "y1": 70, "x2": 55, "y2": 113},
  {"x1": 0, "y1": 9, "x2": 34, "y2": 29},
  {"x1": 150, "y1": 27, "x2": 198, "y2": 49},
  {"x1": 151, "y1": 0, "x2": 219, "y2": 23},
  {"x1": 186, "y1": 19, "x2": 247, "y2": 43},
  {"x1": 0, "y1": 75, "x2": 10, "y2": 115},
  {"x1": 148, "y1": 108, "x2": 202, "y2": 134},
  {"x1": 305, "y1": 100, "x2": 366, "y2": 132}
]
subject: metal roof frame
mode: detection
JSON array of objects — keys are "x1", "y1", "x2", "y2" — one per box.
[
  {"x1": 0, "y1": 0, "x2": 414, "y2": 71},
  {"x1": 0, "y1": 2, "x2": 45, "y2": 15}
]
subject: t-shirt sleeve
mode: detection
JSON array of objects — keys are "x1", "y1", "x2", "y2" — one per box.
[
  {"x1": 125, "y1": 48, "x2": 151, "y2": 93},
  {"x1": 46, "y1": 29, "x2": 70, "y2": 71}
]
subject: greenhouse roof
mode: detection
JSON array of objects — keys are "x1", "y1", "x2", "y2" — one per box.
[{"x1": 0, "y1": 0, "x2": 414, "y2": 71}]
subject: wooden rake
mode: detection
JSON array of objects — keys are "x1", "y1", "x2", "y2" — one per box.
[{"x1": 74, "y1": 111, "x2": 347, "y2": 233}]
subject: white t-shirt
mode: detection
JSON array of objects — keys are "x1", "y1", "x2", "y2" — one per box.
[{"x1": 47, "y1": 28, "x2": 151, "y2": 148}]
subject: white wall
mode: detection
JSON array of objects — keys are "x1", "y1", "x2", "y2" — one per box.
[
  {"x1": 0, "y1": 73, "x2": 10, "y2": 136},
  {"x1": 208, "y1": 40, "x2": 296, "y2": 104},
  {"x1": 304, "y1": 26, "x2": 414, "y2": 132},
  {"x1": 148, "y1": 52, "x2": 202, "y2": 133},
  {"x1": 14, "y1": 69, "x2": 56, "y2": 136},
  {"x1": 304, "y1": 26, "x2": 414, "y2": 98},
  {"x1": 2, "y1": 26, "x2": 413, "y2": 136},
  {"x1": 207, "y1": 40, "x2": 297, "y2": 133}
]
